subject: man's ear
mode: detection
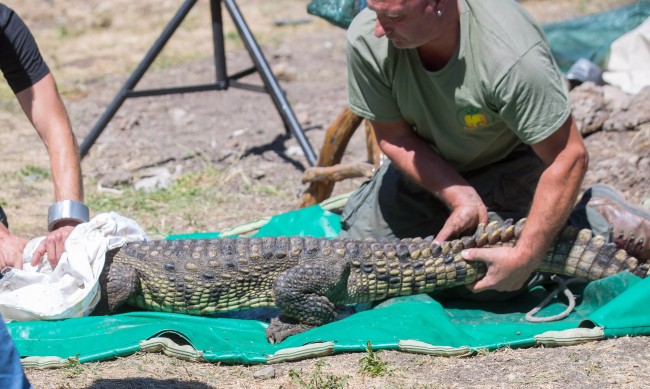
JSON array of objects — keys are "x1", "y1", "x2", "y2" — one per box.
[{"x1": 433, "y1": 0, "x2": 449, "y2": 15}]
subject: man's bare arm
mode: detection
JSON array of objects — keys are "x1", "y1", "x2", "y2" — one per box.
[
  {"x1": 463, "y1": 115, "x2": 589, "y2": 291},
  {"x1": 372, "y1": 118, "x2": 488, "y2": 240},
  {"x1": 15, "y1": 73, "x2": 83, "y2": 203},
  {"x1": 15, "y1": 73, "x2": 85, "y2": 268}
]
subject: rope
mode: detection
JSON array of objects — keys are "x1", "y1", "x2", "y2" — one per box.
[{"x1": 525, "y1": 275, "x2": 583, "y2": 323}]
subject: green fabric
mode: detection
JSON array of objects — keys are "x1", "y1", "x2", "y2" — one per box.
[
  {"x1": 346, "y1": 0, "x2": 569, "y2": 172},
  {"x1": 307, "y1": 0, "x2": 366, "y2": 29},
  {"x1": 165, "y1": 205, "x2": 341, "y2": 240},
  {"x1": 542, "y1": 1, "x2": 650, "y2": 72},
  {"x1": 254, "y1": 205, "x2": 341, "y2": 238},
  {"x1": 6, "y1": 206, "x2": 650, "y2": 365},
  {"x1": 7, "y1": 272, "x2": 647, "y2": 364}
]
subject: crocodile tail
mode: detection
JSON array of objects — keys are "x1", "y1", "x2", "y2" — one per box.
[
  {"x1": 538, "y1": 226, "x2": 642, "y2": 280},
  {"x1": 470, "y1": 219, "x2": 644, "y2": 281}
]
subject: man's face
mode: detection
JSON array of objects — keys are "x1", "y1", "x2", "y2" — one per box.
[{"x1": 366, "y1": 0, "x2": 437, "y2": 49}]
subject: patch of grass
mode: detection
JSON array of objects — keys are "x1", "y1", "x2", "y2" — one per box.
[
  {"x1": 288, "y1": 360, "x2": 349, "y2": 389},
  {"x1": 225, "y1": 29, "x2": 243, "y2": 46},
  {"x1": 87, "y1": 174, "x2": 216, "y2": 235},
  {"x1": 152, "y1": 51, "x2": 208, "y2": 71},
  {"x1": 0, "y1": 84, "x2": 21, "y2": 112},
  {"x1": 58, "y1": 25, "x2": 86, "y2": 39},
  {"x1": 86, "y1": 165, "x2": 282, "y2": 235},
  {"x1": 474, "y1": 347, "x2": 492, "y2": 357},
  {"x1": 19, "y1": 165, "x2": 50, "y2": 180},
  {"x1": 587, "y1": 361, "x2": 604, "y2": 376},
  {"x1": 63, "y1": 355, "x2": 85, "y2": 378},
  {"x1": 359, "y1": 341, "x2": 389, "y2": 377},
  {"x1": 241, "y1": 182, "x2": 284, "y2": 197}
]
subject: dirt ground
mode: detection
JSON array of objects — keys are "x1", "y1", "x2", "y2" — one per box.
[{"x1": 2, "y1": 0, "x2": 649, "y2": 387}]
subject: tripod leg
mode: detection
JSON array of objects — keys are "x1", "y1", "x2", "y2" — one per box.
[
  {"x1": 223, "y1": 0, "x2": 318, "y2": 166},
  {"x1": 210, "y1": 0, "x2": 228, "y2": 86},
  {"x1": 80, "y1": 0, "x2": 199, "y2": 158}
]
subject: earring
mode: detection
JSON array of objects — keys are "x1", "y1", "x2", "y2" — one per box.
[{"x1": 437, "y1": 9, "x2": 442, "y2": 17}]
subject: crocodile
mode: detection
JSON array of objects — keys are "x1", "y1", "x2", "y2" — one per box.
[{"x1": 95, "y1": 219, "x2": 648, "y2": 343}]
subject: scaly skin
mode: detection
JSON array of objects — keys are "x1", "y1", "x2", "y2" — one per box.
[{"x1": 95, "y1": 219, "x2": 647, "y2": 343}]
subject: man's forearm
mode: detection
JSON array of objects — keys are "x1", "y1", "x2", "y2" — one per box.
[
  {"x1": 45, "y1": 120, "x2": 83, "y2": 202},
  {"x1": 374, "y1": 120, "x2": 472, "y2": 206},
  {"x1": 16, "y1": 73, "x2": 83, "y2": 202},
  {"x1": 516, "y1": 122, "x2": 588, "y2": 269},
  {"x1": 373, "y1": 118, "x2": 489, "y2": 240}
]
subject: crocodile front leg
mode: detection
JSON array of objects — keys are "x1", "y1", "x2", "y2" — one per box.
[
  {"x1": 267, "y1": 259, "x2": 350, "y2": 343},
  {"x1": 94, "y1": 250, "x2": 140, "y2": 315}
]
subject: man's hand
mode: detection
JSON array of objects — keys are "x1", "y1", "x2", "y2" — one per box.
[
  {"x1": 0, "y1": 230, "x2": 29, "y2": 270},
  {"x1": 461, "y1": 246, "x2": 538, "y2": 292},
  {"x1": 370, "y1": 119, "x2": 489, "y2": 243},
  {"x1": 31, "y1": 222, "x2": 77, "y2": 269},
  {"x1": 434, "y1": 186, "x2": 488, "y2": 243}
]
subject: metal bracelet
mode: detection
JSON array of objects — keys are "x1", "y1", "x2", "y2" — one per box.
[{"x1": 47, "y1": 200, "x2": 90, "y2": 232}]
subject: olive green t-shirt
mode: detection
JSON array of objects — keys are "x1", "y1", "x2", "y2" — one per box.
[{"x1": 346, "y1": 0, "x2": 570, "y2": 172}]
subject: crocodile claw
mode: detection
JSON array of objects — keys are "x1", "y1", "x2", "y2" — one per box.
[{"x1": 266, "y1": 316, "x2": 314, "y2": 344}]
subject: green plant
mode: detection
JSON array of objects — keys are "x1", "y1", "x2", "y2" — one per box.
[
  {"x1": 64, "y1": 355, "x2": 85, "y2": 377},
  {"x1": 85, "y1": 163, "x2": 287, "y2": 235},
  {"x1": 288, "y1": 360, "x2": 349, "y2": 389},
  {"x1": 19, "y1": 165, "x2": 50, "y2": 180},
  {"x1": 359, "y1": 341, "x2": 389, "y2": 377}
]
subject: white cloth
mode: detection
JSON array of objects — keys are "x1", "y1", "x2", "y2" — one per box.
[
  {"x1": 603, "y1": 17, "x2": 650, "y2": 94},
  {"x1": 0, "y1": 212, "x2": 147, "y2": 322}
]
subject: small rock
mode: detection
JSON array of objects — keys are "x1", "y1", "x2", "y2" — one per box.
[
  {"x1": 253, "y1": 366, "x2": 276, "y2": 380},
  {"x1": 231, "y1": 129, "x2": 248, "y2": 138},
  {"x1": 99, "y1": 169, "x2": 133, "y2": 188},
  {"x1": 604, "y1": 86, "x2": 650, "y2": 131},
  {"x1": 286, "y1": 145, "x2": 304, "y2": 158},
  {"x1": 272, "y1": 62, "x2": 298, "y2": 82},
  {"x1": 169, "y1": 108, "x2": 190, "y2": 128},
  {"x1": 134, "y1": 167, "x2": 172, "y2": 192},
  {"x1": 569, "y1": 82, "x2": 606, "y2": 135},
  {"x1": 602, "y1": 84, "x2": 632, "y2": 112}
]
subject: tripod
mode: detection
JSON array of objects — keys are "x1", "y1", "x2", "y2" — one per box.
[{"x1": 79, "y1": 0, "x2": 318, "y2": 166}]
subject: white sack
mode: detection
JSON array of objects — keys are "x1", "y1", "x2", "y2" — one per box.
[
  {"x1": 603, "y1": 18, "x2": 650, "y2": 94},
  {"x1": 0, "y1": 212, "x2": 147, "y2": 322}
]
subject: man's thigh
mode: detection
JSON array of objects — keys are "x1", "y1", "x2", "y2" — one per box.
[
  {"x1": 339, "y1": 162, "x2": 448, "y2": 239},
  {"x1": 339, "y1": 147, "x2": 544, "y2": 240}
]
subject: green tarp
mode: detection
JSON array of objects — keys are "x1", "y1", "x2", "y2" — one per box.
[
  {"x1": 7, "y1": 205, "x2": 650, "y2": 366},
  {"x1": 542, "y1": 0, "x2": 650, "y2": 72}
]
